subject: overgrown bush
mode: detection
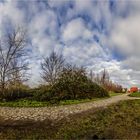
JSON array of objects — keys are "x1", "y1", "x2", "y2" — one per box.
[
  {"x1": 32, "y1": 86, "x2": 53, "y2": 101},
  {"x1": 31, "y1": 85, "x2": 57, "y2": 103},
  {"x1": 51, "y1": 65, "x2": 109, "y2": 100},
  {"x1": 0, "y1": 86, "x2": 31, "y2": 101},
  {"x1": 79, "y1": 82, "x2": 109, "y2": 98},
  {"x1": 0, "y1": 65, "x2": 109, "y2": 103}
]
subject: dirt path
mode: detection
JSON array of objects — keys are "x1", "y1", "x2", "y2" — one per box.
[{"x1": 0, "y1": 94, "x2": 139, "y2": 124}]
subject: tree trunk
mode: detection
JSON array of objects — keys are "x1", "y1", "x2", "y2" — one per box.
[{"x1": 1, "y1": 82, "x2": 5, "y2": 96}]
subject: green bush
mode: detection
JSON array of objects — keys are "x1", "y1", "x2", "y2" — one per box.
[
  {"x1": 79, "y1": 82, "x2": 109, "y2": 98},
  {"x1": 0, "y1": 87, "x2": 31, "y2": 101},
  {"x1": 31, "y1": 85, "x2": 59, "y2": 103},
  {"x1": 51, "y1": 66, "x2": 109, "y2": 100},
  {"x1": 0, "y1": 66, "x2": 109, "y2": 102},
  {"x1": 33, "y1": 89, "x2": 53, "y2": 101},
  {"x1": 31, "y1": 66, "x2": 109, "y2": 103}
]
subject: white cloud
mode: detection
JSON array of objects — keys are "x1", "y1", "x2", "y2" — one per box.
[
  {"x1": 123, "y1": 57, "x2": 140, "y2": 71},
  {"x1": 0, "y1": 1, "x2": 25, "y2": 28},
  {"x1": 105, "y1": 1, "x2": 140, "y2": 88},
  {"x1": 62, "y1": 18, "x2": 92, "y2": 42},
  {"x1": 1, "y1": 0, "x2": 140, "y2": 88},
  {"x1": 110, "y1": 6, "x2": 140, "y2": 76},
  {"x1": 111, "y1": 14, "x2": 140, "y2": 57},
  {"x1": 28, "y1": 9, "x2": 58, "y2": 56},
  {"x1": 27, "y1": 59, "x2": 42, "y2": 87},
  {"x1": 48, "y1": 0, "x2": 71, "y2": 8},
  {"x1": 63, "y1": 39, "x2": 109, "y2": 68}
]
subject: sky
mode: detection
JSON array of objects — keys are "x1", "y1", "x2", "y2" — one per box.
[{"x1": 0, "y1": 0, "x2": 140, "y2": 88}]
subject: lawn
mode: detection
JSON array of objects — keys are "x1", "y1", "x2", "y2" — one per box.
[
  {"x1": 59, "y1": 97, "x2": 109, "y2": 105},
  {"x1": 129, "y1": 92, "x2": 140, "y2": 97},
  {"x1": 0, "y1": 99, "x2": 140, "y2": 139},
  {"x1": 109, "y1": 92, "x2": 123, "y2": 97},
  {"x1": 0, "y1": 99, "x2": 50, "y2": 107},
  {"x1": 0, "y1": 92, "x2": 123, "y2": 107},
  {"x1": 0, "y1": 97, "x2": 108, "y2": 107}
]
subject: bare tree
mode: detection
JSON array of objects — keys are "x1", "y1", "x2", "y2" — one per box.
[
  {"x1": 0, "y1": 27, "x2": 29, "y2": 94},
  {"x1": 91, "y1": 69, "x2": 123, "y2": 92},
  {"x1": 41, "y1": 51, "x2": 65, "y2": 86},
  {"x1": 8, "y1": 57, "x2": 29, "y2": 87},
  {"x1": 89, "y1": 70, "x2": 94, "y2": 81},
  {"x1": 94, "y1": 73, "x2": 101, "y2": 84},
  {"x1": 100, "y1": 69, "x2": 110, "y2": 86}
]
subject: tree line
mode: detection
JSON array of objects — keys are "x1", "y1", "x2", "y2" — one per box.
[
  {"x1": 89, "y1": 69, "x2": 123, "y2": 93},
  {"x1": 0, "y1": 27, "x2": 123, "y2": 102}
]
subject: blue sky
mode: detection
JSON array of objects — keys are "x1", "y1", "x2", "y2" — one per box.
[{"x1": 0, "y1": 0, "x2": 140, "y2": 87}]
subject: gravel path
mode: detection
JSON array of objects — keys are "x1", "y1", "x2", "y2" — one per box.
[{"x1": 0, "y1": 94, "x2": 139, "y2": 124}]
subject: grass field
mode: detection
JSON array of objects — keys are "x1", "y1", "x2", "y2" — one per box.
[
  {"x1": 0, "y1": 99, "x2": 140, "y2": 139},
  {"x1": 129, "y1": 92, "x2": 140, "y2": 97},
  {"x1": 109, "y1": 92, "x2": 123, "y2": 97},
  {"x1": 0, "y1": 98, "x2": 108, "y2": 107},
  {"x1": 0, "y1": 92, "x2": 122, "y2": 107}
]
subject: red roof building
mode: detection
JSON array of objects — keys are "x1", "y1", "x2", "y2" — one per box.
[{"x1": 130, "y1": 87, "x2": 138, "y2": 93}]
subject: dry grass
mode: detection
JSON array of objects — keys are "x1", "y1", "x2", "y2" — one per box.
[{"x1": 0, "y1": 99, "x2": 140, "y2": 139}]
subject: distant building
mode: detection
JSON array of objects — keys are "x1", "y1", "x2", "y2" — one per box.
[
  {"x1": 130, "y1": 87, "x2": 138, "y2": 93},
  {"x1": 122, "y1": 88, "x2": 127, "y2": 93}
]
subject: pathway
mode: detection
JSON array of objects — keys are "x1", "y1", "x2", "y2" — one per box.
[{"x1": 0, "y1": 93, "x2": 139, "y2": 125}]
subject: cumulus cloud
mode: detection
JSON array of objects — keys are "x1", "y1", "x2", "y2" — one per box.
[
  {"x1": 0, "y1": 1, "x2": 25, "y2": 30},
  {"x1": 109, "y1": 1, "x2": 140, "y2": 86},
  {"x1": 62, "y1": 18, "x2": 92, "y2": 42},
  {"x1": 0, "y1": 0, "x2": 140, "y2": 88},
  {"x1": 63, "y1": 40, "x2": 108, "y2": 66},
  {"x1": 111, "y1": 14, "x2": 140, "y2": 57}
]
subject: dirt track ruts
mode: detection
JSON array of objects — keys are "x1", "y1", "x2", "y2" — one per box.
[{"x1": 0, "y1": 94, "x2": 139, "y2": 123}]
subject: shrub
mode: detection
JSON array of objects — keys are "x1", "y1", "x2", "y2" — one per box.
[
  {"x1": 51, "y1": 66, "x2": 87, "y2": 100},
  {"x1": 79, "y1": 82, "x2": 109, "y2": 98},
  {"x1": 51, "y1": 66, "x2": 109, "y2": 100},
  {"x1": 0, "y1": 86, "x2": 31, "y2": 101},
  {"x1": 31, "y1": 85, "x2": 59, "y2": 103},
  {"x1": 33, "y1": 89, "x2": 53, "y2": 101}
]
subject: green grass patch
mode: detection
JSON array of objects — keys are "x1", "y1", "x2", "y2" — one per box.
[
  {"x1": 60, "y1": 91, "x2": 125, "y2": 105},
  {"x1": 0, "y1": 99, "x2": 51, "y2": 107},
  {"x1": 0, "y1": 92, "x2": 123, "y2": 107},
  {"x1": 59, "y1": 97, "x2": 109, "y2": 105},
  {"x1": 0, "y1": 99, "x2": 140, "y2": 139},
  {"x1": 109, "y1": 92, "x2": 123, "y2": 97},
  {"x1": 54, "y1": 100, "x2": 140, "y2": 140},
  {"x1": 0, "y1": 97, "x2": 108, "y2": 107},
  {"x1": 129, "y1": 92, "x2": 140, "y2": 97}
]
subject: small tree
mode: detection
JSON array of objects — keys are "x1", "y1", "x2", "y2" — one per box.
[
  {"x1": 52, "y1": 65, "x2": 88, "y2": 99},
  {"x1": 51, "y1": 65, "x2": 109, "y2": 100},
  {"x1": 41, "y1": 51, "x2": 65, "y2": 86}
]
